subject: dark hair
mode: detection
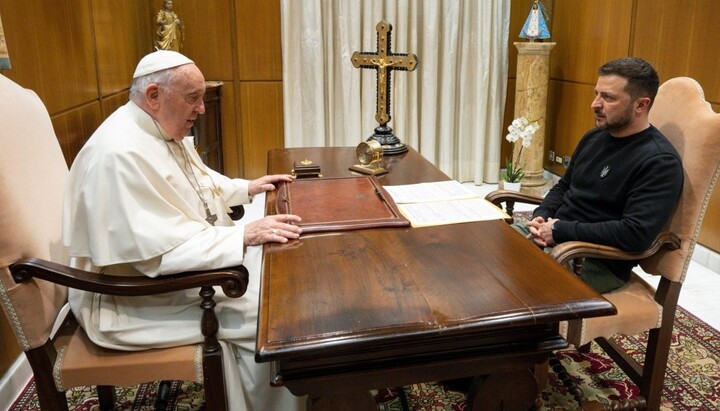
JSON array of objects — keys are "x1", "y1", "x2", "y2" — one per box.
[{"x1": 598, "y1": 57, "x2": 659, "y2": 104}]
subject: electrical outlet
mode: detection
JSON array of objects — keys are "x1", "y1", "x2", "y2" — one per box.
[
  {"x1": 548, "y1": 150, "x2": 555, "y2": 161},
  {"x1": 554, "y1": 155, "x2": 563, "y2": 164},
  {"x1": 563, "y1": 156, "x2": 571, "y2": 167}
]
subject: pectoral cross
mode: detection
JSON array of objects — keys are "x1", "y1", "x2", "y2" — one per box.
[
  {"x1": 352, "y1": 20, "x2": 419, "y2": 155},
  {"x1": 204, "y1": 206, "x2": 218, "y2": 226}
]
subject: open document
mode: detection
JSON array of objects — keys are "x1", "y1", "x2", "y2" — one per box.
[{"x1": 383, "y1": 180, "x2": 510, "y2": 227}]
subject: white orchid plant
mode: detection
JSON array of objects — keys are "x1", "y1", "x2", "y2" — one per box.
[{"x1": 504, "y1": 117, "x2": 540, "y2": 183}]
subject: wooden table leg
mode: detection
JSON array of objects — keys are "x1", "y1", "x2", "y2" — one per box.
[
  {"x1": 535, "y1": 358, "x2": 549, "y2": 392},
  {"x1": 467, "y1": 369, "x2": 539, "y2": 411}
]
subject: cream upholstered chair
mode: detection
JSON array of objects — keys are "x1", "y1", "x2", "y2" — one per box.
[
  {"x1": 486, "y1": 77, "x2": 720, "y2": 411},
  {"x1": 0, "y1": 74, "x2": 248, "y2": 411}
]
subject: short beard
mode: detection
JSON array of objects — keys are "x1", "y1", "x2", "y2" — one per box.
[{"x1": 598, "y1": 105, "x2": 634, "y2": 134}]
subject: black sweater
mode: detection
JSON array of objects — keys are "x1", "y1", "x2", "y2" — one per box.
[{"x1": 533, "y1": 125, "x2": 683, "y2": 280}]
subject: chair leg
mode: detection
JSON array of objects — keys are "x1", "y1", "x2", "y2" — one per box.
[
  {"x1": 641, "y1": 280, "x2": 681, "y2": 411},
  {"x1": 203, "y1": 350, "x2": 228, "y2": 411},
  {"x1": 34, "y1": 382, "x2": 70, "y2": 411},
  {"x1": 155, "y1": 380, "x2": 173, "y2": 410},
  {"x1": 534, "y1": 359, "x2": 549, "y2": 391},
  {"x1": 640, "y1": 326, "x2": 674, "y2": 410},
  {"x1": 26, "y1": 346, "x2": 70, "y2": 411},
  {"x1": 200, "y1": 286, "x2": 228, "y2": 411},
  {"x1": 97, "y1": 385, "x2": 115, "y2": 411},
  {"x1": 549, "y1": 356, "x2": 591, "y2": 406}
]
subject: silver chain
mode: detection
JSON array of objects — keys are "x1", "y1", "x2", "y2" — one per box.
[{"x1": 153, "y1": 120, "x2": 218, "y2": 225}]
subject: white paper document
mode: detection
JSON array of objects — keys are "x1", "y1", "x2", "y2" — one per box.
[
  {"x1": 383, "y1": 180, "x2": 510, "y2": 227},
  {"x1": 397, "y1": 198, "x2": 510, "y2": 227},
  {"x1": 383, "y1": 180, "x2": 479, "y2": 204}
]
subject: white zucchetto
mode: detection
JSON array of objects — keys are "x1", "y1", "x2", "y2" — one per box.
[{"x1": 132, "y1": 50, "x2": 194, "y2": 78}]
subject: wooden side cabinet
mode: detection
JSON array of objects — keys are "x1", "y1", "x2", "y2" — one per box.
[{"x1": 193, "y1": 81, "x2": 224, "y2": 174}]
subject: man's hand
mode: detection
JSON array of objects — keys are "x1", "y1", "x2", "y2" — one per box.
[
  {"x1": 244, "y1": 214, "x2": 302, "y2": 246},
  {"x1": 526, "y1": 217, "x2": 558, "y2": 248},
  {"x1": 249, "y1": 174, "x2": 295, "y2": 196}
]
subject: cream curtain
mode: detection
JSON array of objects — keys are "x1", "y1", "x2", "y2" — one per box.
[{"x1": 280, "y1": 0, "x2": 510, "y2": 183}]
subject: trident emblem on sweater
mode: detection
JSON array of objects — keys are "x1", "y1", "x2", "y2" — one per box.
[{"x1": 600, "y1": 165, "x2": 610, "y2": 179}]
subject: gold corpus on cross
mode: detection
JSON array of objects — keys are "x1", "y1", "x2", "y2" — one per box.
[{"x1": 351, "y1": 20, "x2": 419, "y2": 155}]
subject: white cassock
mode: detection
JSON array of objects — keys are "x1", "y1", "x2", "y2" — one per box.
[{"x1": 63, "y1": 101, "x2": 305, "y2": 411}]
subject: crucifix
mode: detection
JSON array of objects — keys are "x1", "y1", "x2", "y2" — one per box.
[{"x1": 351, "y1": 20, "x2": 419, "y2": 155}]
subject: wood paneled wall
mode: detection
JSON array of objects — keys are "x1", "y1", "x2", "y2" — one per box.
[
  {"x1": 506, "y1": 0, "x2": 720, "y2": 253},
  {"x1": 159, "y1": 0, "x2": 285, "y2": 179},
  {"x1": 1, "y1": 0, "x2": 151, "y2": 167}
]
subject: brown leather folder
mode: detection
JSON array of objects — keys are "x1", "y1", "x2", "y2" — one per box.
[{"x1": 275, "y1": 176, "x2": 409, "y2": 233}]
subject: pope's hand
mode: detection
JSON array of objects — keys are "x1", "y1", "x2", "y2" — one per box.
[
  {"x1": 244, "y1": 214, "x2": 302, "y2": 246},
  {"x1": 249, "y1": 174, "x2": 295, "y2": 196}
]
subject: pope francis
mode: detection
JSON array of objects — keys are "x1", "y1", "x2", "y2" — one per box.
[{"x1": 63, "y1": 50, "x2": 305, "y2": 410}]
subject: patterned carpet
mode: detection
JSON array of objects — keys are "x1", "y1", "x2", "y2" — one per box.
[{"x1": 10, "y1": 307, "x2": 719, "y2": 410}]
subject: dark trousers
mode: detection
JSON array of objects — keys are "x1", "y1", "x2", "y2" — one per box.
[{"x1": 511, "y1": 222, "x2": 627, "y2": 293}]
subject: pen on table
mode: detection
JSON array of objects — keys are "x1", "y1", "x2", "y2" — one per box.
[{"x1": 375, "y1": 188, "x2": 387, "y2": 202}]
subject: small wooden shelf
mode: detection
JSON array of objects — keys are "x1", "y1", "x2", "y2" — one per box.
[{"x1": 192, "y1": 81, "x2": 224, "y2": 173}]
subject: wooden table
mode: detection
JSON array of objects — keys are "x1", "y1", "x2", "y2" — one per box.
[{"x1": 257, "y1": 147, "x2": 615, "y2": 410}]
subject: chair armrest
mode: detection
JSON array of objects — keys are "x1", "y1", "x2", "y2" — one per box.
[
  {"x1": 228, "y1": 205, "x2": 245, "y2": 221},
  {"x1": 484, "y1": 189, "x2": 544, "y2": 206},
  {"x1": 547, "y1": 231, "x2": 681, "y2": 266},
  {"x1": 484, "y1": 189, "x2": 544, "y2": 222},
  {"x1": 10, "y1": 258, "x2": 248, "y2": 298}
]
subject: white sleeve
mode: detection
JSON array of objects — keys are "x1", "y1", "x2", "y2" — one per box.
[
  {"x1": 215, "y1": 175, "x2": 253, "y2": 205},
  {"x1": 158, "y1": 225, "x2": 246, "y2": 274}
]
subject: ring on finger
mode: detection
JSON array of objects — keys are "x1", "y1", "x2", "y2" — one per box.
[{"x1": 271, "y1": 228, "x2": 278, "y2": 235}]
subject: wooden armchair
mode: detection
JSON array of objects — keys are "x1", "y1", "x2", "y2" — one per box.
[
  {"x1": 0, "y1": 74, "x2": 247, "y2": 411},
  {"x1": 486, "y1": 77, "x2": 720, "y2": 411}
]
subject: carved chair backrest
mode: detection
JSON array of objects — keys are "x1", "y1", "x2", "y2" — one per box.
[
  {"x1": 0, "y1": 74, "x2": 69, "y2": 351},
  {"x1": 642, "y1": 77, "x2": 720, "y2": 283}
]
